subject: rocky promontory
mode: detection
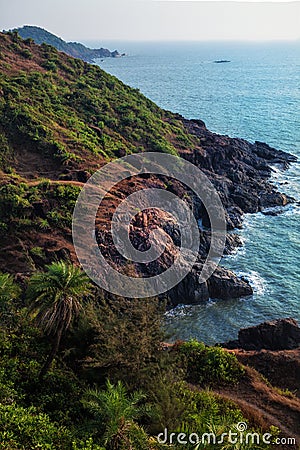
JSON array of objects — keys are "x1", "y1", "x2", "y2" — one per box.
[
  {"x1": 9, "y1": 25, "x2": 122, "y2": 62},
  {"x1": 0, "y1": 31, "x2": 297, "y2": 306},
  {"x1": 95, "y1": 117, "x2": 296, "y2": 305}
]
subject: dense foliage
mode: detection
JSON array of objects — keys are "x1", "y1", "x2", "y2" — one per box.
[
  {"x1": 0, "y1": 32, "x2": 283, "y2": 449},
  {"x1": 178, "y1": 339, "x2": 245, "y2": 385},
  {"x1": 0, "y1": 263, "x2": 276, "y2": 449},
  {"x1": 0, "y1": 31, "x2": 196, "y2": 175}
]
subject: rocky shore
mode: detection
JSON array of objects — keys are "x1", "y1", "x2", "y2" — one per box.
[
  {"x1": 0, "y1": 31, "x2": 297, "y2": 308},
  {"x1": 222, "y1": 318, "x2": 300, "y2": 351},
  {"x1": 97, "y1": 116, "x2": 297, "y2": 306}
]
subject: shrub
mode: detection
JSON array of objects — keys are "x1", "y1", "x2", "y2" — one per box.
[
  {"x1": 82, "y1": 380, "x2": 150, "y2": 450},
  {"x1": 29, "y1": 246, "x2": 45, "y2": 258},
  {"x1": 72, "y1": 438, "x2": 105, "y2": 450},
  {"x1": 42, "y1": 60, "x2": 57, "y2": 72},
  {"x1": 21, "y1": 48, "x2": 33, "y2": 59},
  {"x1": 178, "y1": 340, "x2": 244, "y2": 385},
  {"x1": 0, "y1": 403, "x2": 73, "y2": 449},
  {"x1": 24, "y1": 37, "x2": 34, "y2": 45}
]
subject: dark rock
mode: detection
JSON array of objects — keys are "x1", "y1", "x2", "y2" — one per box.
[
  {"x1": 259, "y1": 191, "x2": 288, "y2": 208},
  {"x1": 111, "y1": 50, "x2": 121, "y2": 58},
  {"x1": 115, "y1": 148, "x2": 127, "y2": 158},
  {"x1": 261, "y1": 206, "x2": 285, "y2": 216},
  {"x1": 168, "y1": 267, "x2": 210, "y2": 305},
  {"x1": 180, "y1": 117, "x2": 297, "y2": 220},
  {"x1": 226, "y1": 206, "x2": 244, "y2": 229},
  {"x1": 207, "y1": 266, "x2": 253, "y2": 299},
  {"x1": 221, "y1": 339, "x2": 240, "y2": 349},
  {"x1": 224, "y1": 318, "x2": 300, "y2": 350},
  {"x1": 254, "y1": 141, "x2": 297, "y2": 163},
  {"x1": 190, "y1": 118, "x2": 207, "y2": 129},
  {"x1": 224, "y1": 233, "x2": 243, "y2": 255}
]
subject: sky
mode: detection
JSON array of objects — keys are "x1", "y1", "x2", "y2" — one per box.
[{"x1": 0, "y1": 0, "x2": 299, "y2": 42}]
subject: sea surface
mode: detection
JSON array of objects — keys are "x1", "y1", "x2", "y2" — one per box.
[{"x1": 89, "y1": 40, "x2": 300, "y2": 344}]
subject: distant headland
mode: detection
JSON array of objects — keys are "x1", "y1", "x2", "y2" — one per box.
[{"x1": 7, "y1": 25, "x2": 124, "y2": 62}]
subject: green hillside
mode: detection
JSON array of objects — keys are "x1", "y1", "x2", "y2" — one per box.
[
  {"x1": 0, "y1": 30, "x2": 196, "y2": 176},
  {"x1": 0, "y1": 30, "x2": 298, "y2": 450},
  {"x1": 0, "y1": 30, "x2": 199, "y2": 273},
  {"x1": 11, "y1": 25, "x2": 121, "y2": 61}
]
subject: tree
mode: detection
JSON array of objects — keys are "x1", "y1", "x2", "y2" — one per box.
[
  {"x1": 27, "y1": 261, "x2": 92, "y2": 381},
  {"x1": 80, "y1": 295, "x2": 164, "y2": 387},
  {"x1": 82, "y1": 380, "x2": 149, "y2": 449}
]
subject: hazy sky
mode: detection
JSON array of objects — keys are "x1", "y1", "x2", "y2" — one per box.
[{"x1": 0, "y1": 0, "x2": 299, "y2": 42}]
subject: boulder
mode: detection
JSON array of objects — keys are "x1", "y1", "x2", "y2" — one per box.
[
  {"x1": 168, "y1": 267, "x2": 210, "y2": 305},
  {"x1": 207, "y1": 266, "x2": 253, "y2": 299},
  {"x1": 224, "y1": 318, "x2": 300, "y2": 350},
  {"x1": 238, "y1": 318, "x2": 300, "y2": 350}
]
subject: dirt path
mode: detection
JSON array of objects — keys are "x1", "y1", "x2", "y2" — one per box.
[
  {"x1": 27, "y1": 179, "x2": 85, "y2": 187},
  {"x1": 214, "y1": 366, "x2": 300, "y2": 448}
]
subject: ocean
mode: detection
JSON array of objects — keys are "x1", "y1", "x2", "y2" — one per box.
[{"x1": 88, "y1": 40, "x2": 300, "y2": 344}]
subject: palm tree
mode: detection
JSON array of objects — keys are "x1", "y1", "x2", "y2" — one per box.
[
  {"x1": 83, "y1": 380, "x2": 148, "y2": 449},
  {"x1": 27, "y1": 261, "x2": 92, "y2": 381}
]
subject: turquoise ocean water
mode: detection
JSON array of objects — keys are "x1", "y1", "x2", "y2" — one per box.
[{"x1": 89, "y1": 41, "x2": 300, "y2": 344}]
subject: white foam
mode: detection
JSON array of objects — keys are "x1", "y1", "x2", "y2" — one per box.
[{"x1": 236, "y1": 270, "x2": 267, "y2": 296}]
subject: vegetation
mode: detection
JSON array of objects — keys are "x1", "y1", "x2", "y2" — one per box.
[
  {"x1": 27, "y1": 261, "x2": 92, "y2": 380},
  {"x1": 178, "y1": 339, "x2": 245, "y2": 385},
  {"x1": 0, "y1": 261, "x2": 278, "y2": 449},
  {"x1": 0, "y1": 31, "x2": 292, "y2": 449},
  {"x1": 11, "y1": 25, "x2": 120, "y2": 62},
  {"x1": 0, "y1": 30, "x2": 196, "y2": 178},
  {"x1": 82, "y1": 380, "x2": 149, "y2": 449},
  {"x1": 0, "y1": 30, "x2": 198, "y2": 277}
]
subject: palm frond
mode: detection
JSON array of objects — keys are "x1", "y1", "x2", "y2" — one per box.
[{"x1": 26, "y1": 261, "x2": 91, "y2": 336}]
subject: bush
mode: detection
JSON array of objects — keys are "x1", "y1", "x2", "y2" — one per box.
[
  {"x1": 29, "y1": 246, "x2": 45, "y2": 258},
  {"x1": 0, "y1": 403, "x2": 73, "y2": 449},
  {"x1": 21, "y1": 48, "x2": 33, "y2": 59},
  {"x1": 42, "y1": 60, "x2": 57, "y2": 72},
  {"x1": 72, "y1": 438, "x2": 105, "y2": 450},
  {"x1": 178, "y1": 340, "x2": 244, "y2": 385}
]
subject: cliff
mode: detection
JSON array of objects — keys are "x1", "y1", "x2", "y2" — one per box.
[
  {"x1": 0, "y1": 31, "x2": 299, "y2": 449},
  {"x1": 8, "y1": 25, "x2": 122, "y2": 62},
  {"x1": 0, "y1": 31, "x2": 296, "y2": 304}
]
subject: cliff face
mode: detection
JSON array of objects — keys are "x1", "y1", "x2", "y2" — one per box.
[
  {"x1": 0, "y1": 31, "x2": 296, "y2": 304},
  {"x1": 9, "y1": 26, "x2": 121, "y2": 62}
]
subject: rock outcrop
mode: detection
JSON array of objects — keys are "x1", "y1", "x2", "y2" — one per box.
[
  {"x1": 0, "y1": 31, "x2": 297, "y2": 306},
  {"x1": 94, "y1": 117, "x2": 296, "y2": 305},
  {"x1": 223, "y1": 318, "x2": 300, "y2": 350}
]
